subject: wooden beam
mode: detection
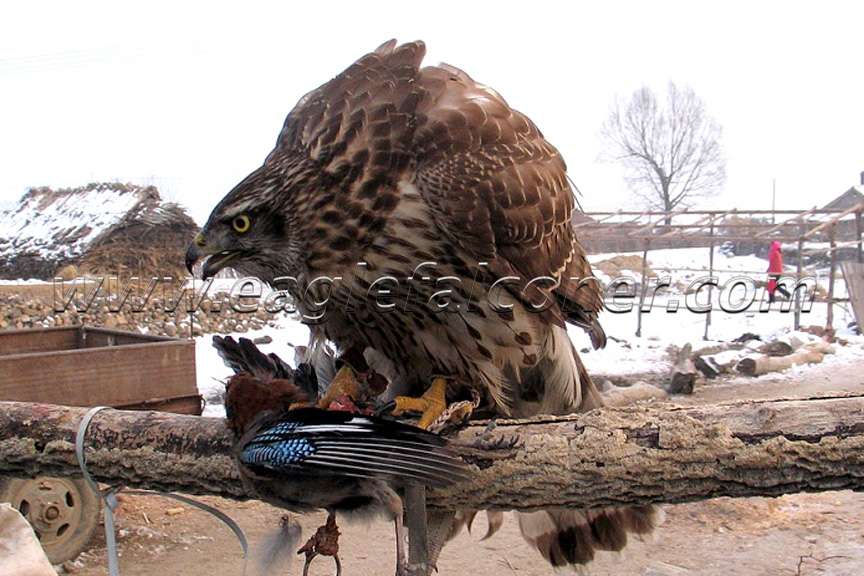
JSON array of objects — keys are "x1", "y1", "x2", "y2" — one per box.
[
  {"x1": 803, "y1": 201, "x2": 864, "y2": 239},
  {"x1": 656, "y1": 212, "x2": 718, "y2": 238},
  {"x1": 703, "y1": 221, "x2": 716, "y2": 340},
  {"x1": 627, "y1": 234, "x2": 801, "y2": 243},
  {"x1": 754, "y1": 205, "x2": 819, "y2": 239},
  {"x1": 636, "y1": 238, "x2": 650, "y2": 337},
  {"x1": 857, "y1": 209, "x2": 863, "y2": 264},
  {"x1": 3, "y1": 396, "x2": 864, "y2": 511},
  {"x1": 795, "y1": 221, "x2": 806, "y2": 330},
  {"x1": 583, "y1": 209, "x2": 852, "y2": 217},
  {"x1": 827, "y1": 224, "x2": 837, "y2": 330}
]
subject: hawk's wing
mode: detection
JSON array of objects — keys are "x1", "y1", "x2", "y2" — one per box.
[
  {"x1": 411, "y1": 63, "x2": 606, "y2": 346},
  {"x1": 266, "y1": 39, "x2": 425, "y2": 185},
  {"x1": 266, "y1": 40, "x2": 604, "y2": 346}
]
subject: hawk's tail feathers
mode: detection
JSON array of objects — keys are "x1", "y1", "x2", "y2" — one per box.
[
  {"x1": 448, "y1": 511, "x2": 505, "y2": 542},
  {"x1": 516, "y1": 506, "x2": 661, "y2": 567}
]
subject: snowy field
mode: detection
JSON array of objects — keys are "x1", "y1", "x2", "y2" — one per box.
[
  {"x1": 579, "y1": 246, "x2": 857, "y2": 378},
  {"x1": 193, "y1": 247, "x2": 862, "y2": 417}
]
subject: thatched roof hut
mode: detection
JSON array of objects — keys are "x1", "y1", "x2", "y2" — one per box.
[{"x1": 0, "y1": 182, "x2": 198, "y2": 280}]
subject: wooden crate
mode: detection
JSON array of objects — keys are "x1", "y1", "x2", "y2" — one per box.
[{"x1": 0, "y1": 326, "x2": 201, "y2": 415}]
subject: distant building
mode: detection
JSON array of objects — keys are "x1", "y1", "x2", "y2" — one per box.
[
  {"x1": 822, "y1": 180, "x2": 864, "y2": 211},
  {"x1": 817, "y1": 173, "x2": 864, "y2": 242},
  {"x1": 0, "y1": 182, "x2": 198, "y2": 280}
]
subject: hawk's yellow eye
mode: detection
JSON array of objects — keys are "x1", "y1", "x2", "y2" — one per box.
[{"x1": 232, "y1": 214, "x2": 251, "y2": 234}]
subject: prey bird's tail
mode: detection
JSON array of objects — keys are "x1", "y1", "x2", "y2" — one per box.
[
  {"x1": 213, "y1": 335, "x2": 294, "y2": 380},
  {"x1": 213, "y1": 335, "x2": 319, "y2": 400}
]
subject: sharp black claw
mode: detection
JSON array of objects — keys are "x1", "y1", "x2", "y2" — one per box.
[{"x1": 375, "y1": 400, "x2": 397, "y2": 417}]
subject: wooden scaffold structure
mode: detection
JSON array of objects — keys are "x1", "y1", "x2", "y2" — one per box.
[{"x1": 576, "y1": 203, "x2": 864, "y2": 339}]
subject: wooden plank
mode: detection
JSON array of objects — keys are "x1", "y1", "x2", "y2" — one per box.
[
  {"x1": 0, "y1": 340, "x2": 197, "y2": 408},
  {"x1": 116, "y1": 394, "x2": 203, "y2": 415},
  {"x1": 857, "y1": 210, "x2": 862, "y2": 264},
  {"x1": 0, "y1": 326, "x2": 175, "y2": 356},
  {"x1": 0, "y1": 326, "x2": 80, "y2": 355},
  {"x1": 80, "y1": 326, "x2": 177, "y2": 348},
  {"x1": 841, "y1": 261, "x2": 864, "y2": 329}
]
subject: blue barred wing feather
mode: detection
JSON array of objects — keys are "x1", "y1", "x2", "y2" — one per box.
[{"x1": 238, "y1": 408, "x2": 470, "y2": 488}]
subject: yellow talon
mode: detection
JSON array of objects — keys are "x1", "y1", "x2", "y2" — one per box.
[
  {"x1": 392, "y1": 377, "x2": 448, "y2": 430},
  {"x1": 317, "y1": 365, "x2": 360, "y2": 408}
]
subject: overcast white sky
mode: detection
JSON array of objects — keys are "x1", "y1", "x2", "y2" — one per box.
[{"x1": 1, "y1": 1, "x2": 862, "y2": 223}]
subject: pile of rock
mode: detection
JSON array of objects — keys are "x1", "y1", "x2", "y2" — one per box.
[{"x1": 0, "y1": 292, "x2": 280, "y2": 337}]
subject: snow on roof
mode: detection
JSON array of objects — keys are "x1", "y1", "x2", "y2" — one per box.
[{"x1": 0, "y1": 182, "x2": 157, "y2": 261}]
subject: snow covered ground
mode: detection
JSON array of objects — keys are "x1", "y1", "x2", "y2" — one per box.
[
  {"x1": 0, "y1": 278, "x2": 53, "y2": 285},
  {"x1": 578, "y1": 246, "x2": 857, "y2": 379},
  {"x1": 193, "y1": 247, "x2": 863, "y2": 418}
]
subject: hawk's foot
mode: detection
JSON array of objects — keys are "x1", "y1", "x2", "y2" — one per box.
[
  {"x1": 317, "y1": 365, "x2": 360, "y2": 409},
  {"x1": 391, "y1": 377, "x2": 449, "y2": 430}
]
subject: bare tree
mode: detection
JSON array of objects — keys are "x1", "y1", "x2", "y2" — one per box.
[{"x1": 602, "y1": 83, "x2": 725, "y2": 222}]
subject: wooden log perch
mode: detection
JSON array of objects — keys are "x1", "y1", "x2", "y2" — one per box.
[{"x1": 2, "y1": 396, "x2": 864, "y2": 512}]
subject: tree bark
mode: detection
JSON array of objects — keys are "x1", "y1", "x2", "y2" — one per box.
[{"x1": 2, "y1": 396, "x2": 864, "y2": 511}]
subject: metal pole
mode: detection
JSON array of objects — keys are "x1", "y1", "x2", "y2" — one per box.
[
  {"x1": 794, "y1": 221, "x2": 805, "y2": 330},
  {"x1": 827, "y1": 224, "x2": 837, "y2": 331},
  {"x1": 703, "y1": 221, "x2": 716, "y2": 340},
  {"x1": 405, "y1": 486, "x2": 429, "y2": 572},
  {"x1": 636, "y1": 238, "x2": 650, "y2": 338}
]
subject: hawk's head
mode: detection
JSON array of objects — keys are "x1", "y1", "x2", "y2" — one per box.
[{"x1": 185, "y1": 162, "x2": 306, "y2": 282}]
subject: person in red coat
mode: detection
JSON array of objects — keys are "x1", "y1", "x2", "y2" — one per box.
[{"x1": 767, "y1": 241, "x2": 790, "y2": 302}]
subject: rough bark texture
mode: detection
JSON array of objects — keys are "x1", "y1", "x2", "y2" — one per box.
[{"x1": 2, "y1": 396, "x2": 864, "y2": 511}]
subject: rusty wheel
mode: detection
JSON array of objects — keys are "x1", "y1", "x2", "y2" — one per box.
[{"x1": 0, "y1": 476, "x2": 101, "y2": 564}]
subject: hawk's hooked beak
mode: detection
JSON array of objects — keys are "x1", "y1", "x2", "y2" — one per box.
[
  {"x1": 185, "y1": 232, "x2": 207, "y2": 275},
  {"x1": 185, "y1": 232, "x2": 242, "y2": 279}
]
